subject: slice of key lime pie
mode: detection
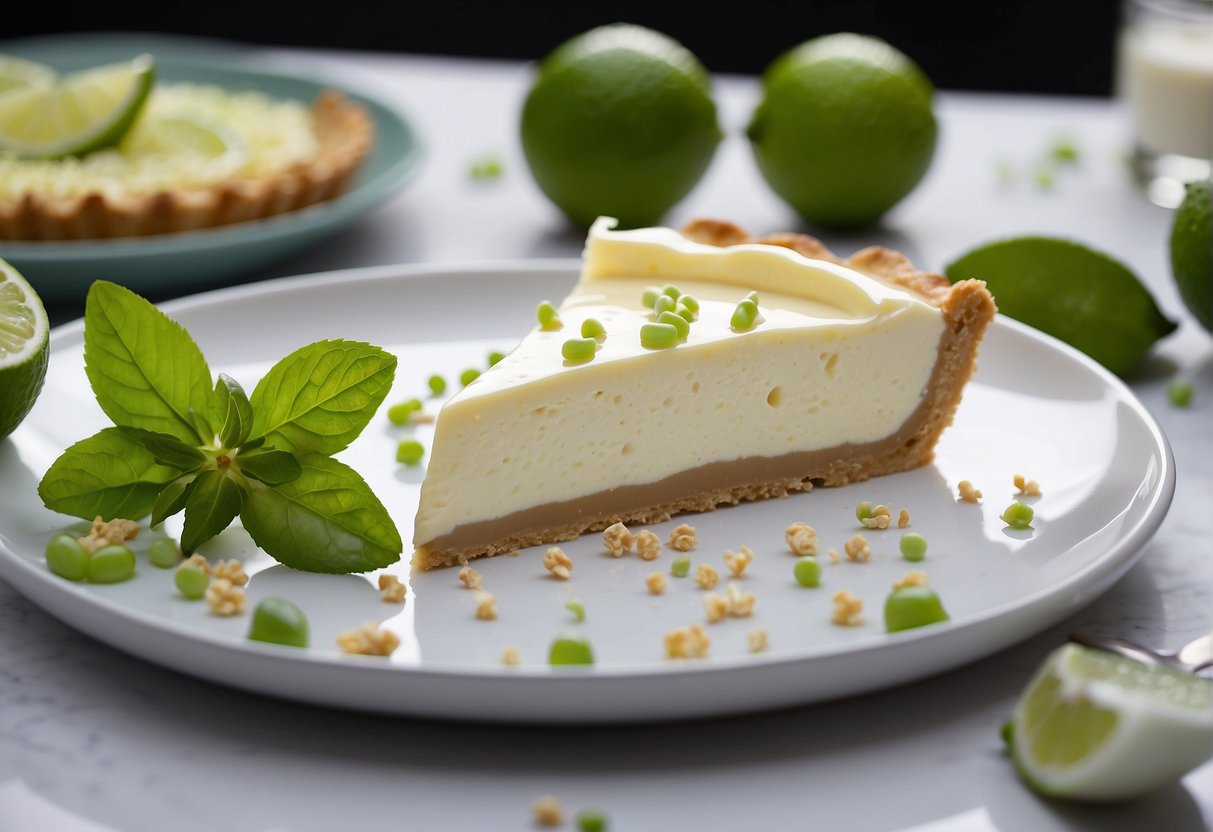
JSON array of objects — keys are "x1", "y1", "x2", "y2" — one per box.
[{"x1": 412, "y1": 217, "x2": 995, "y2": 569}]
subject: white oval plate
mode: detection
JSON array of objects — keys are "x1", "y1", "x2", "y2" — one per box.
[{"x1": 0, "y1": 262, "x2": 1174, "y2": 723}]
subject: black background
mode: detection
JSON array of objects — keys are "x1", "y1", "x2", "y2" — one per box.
[{"x1": 6, "y1": 0, "x2": 1123, "y2": 96}]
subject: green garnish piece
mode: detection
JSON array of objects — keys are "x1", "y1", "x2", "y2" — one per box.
[
  {"x1": 537, "y1": 300, "x2": 563, "y2": 331},
  {"x1": 576, "y1": 808, "x2": 608, "y2": 832},
  {"x1": 1001, "y1": 501, "x2": 1035, "y2": 529},
  {"x1": 746, "y1": 291, "x2": 760, "y2": 305},
  {"x1": 396, "y1": 439, "x2": 425, "y2": 466},
  {"x1": 86, "y1": 544, "x2": 136, "y2": 584},
  {"x1": 884, "y1": 586, "x2": 950, "y2": 633},
  {"x1": 679, "y1": 294, "x2": 700, "y2": 315},
  {"x1": 469, "y1": 156, "x2": 503, "y2": 179},
  {"x1": 174, "y1": 563, "x2": 209, "y2": 599},
  {"x1": 670, "y1": 556, "x2": 691, "y2": 577},
  {"x1": 641, "y1": 286, "x2": 661, "y2": 308},
  {"x1": 640, "y1": 323, "x2": 679, "y2": 350},
  {"x1": 248, "y1": 597, "x2": 309, "y2": 648},
  {"x1": 148, "y1": 538, "x2": 181, "y2": 569},
  {"x1": 899, "y1": 532, "x2": 928, "y2": 562},
  {"x1": 581, "y1": 318, "x2": 607, "y2": 342},
  {"x1": 854, "y1": 501, "x2": 874, "y2": 522},
  {"x1": 793, "y1": 556, "x2": 821, "y2": 588},
  {"x1": 487, "y1": 351, "x2": 506, "y2": 367},
  {"x1": 652, "y1": 295, "x2": 676, "y2": 317},
  {"x1": 1168, "y1": 378, "x2": 1193, "y2": 407},
  {"x1": 1050, "y1": 136, "x2": 1080, "y2": 164},
  {"x1": 387, "y1": 398, "x2": 422, "y2": 426},
  {"x1": 37, "y1": 281, "x2": 403, "y2": 575},
  {"x1": 562, "y1": 337, "x2": 597, "y2": 363},
  {"x1": 675, "y1": 302, "x2": 696, "y2": 323},
  {"x1": 460, "y1": 368, "x2": 481, "y2": 386},
  {"x1": 1034, "y1": 167, "x2": 1055, "y2": 191},
  {"x1": 428, "y1": 374, "x2": 447, "y2": 396},
  {"x1": 549, "y1": 632, "x2": 595, "y2": 665},
  {"x1": 662, "y1": 284, "x2": 682, "y2": 300},
  {"x1": 565, "y1": 598, "x2": 586, "y2": 622},
  {"x1": 657, "y1": 310, "x2": 690, "y2": 339},
  {"x1": 730, "y1": 299, "x2": 758, "y2": 332},
  {"x1": 45, "y1": 533, "x2": 87, "y2": 581}
]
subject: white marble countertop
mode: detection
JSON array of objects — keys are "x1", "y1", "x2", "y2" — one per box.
[{"x1": 1, "y1": 43, "x2": 1211, "y2": 832}]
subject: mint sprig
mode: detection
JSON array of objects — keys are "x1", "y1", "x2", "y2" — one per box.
[{"x1": 38, "y1": 281, "x2": 402, "y2": 573}]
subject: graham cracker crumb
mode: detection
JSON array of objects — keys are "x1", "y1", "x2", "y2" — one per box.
[
  {"x1": 827, "y1": 548, "x2": 841, "y2": 565},
  {"x1": 861, "y1": 504, "x2": 892, "y2": 530},
  {"x1": 748, "y1": 628, "x2": 769, "y2": 653},
  {"x1": 667, "y1": 523, "x2": 697, "y2": 552},
  {"x1": 532, "y1": 795, "x2": 564, "y2": 827},
  {"x1": 646, "y1": 571, "x2": 668, "y2": 595},
  {"x1": 898, "y1": 508, "x2": 911, "y2": 528},
  {"x1": 635, "y1": 530, "x2": 661, "y2": 561},
  {"x1": 378, "y1": 574, "x2": 406, "y2": 603},
  {"x1": 603, "y1": 521, "x2": 634, "y2": 557},
  {"x1": 704, "y1": 592, "x2": 729, "y2": 623},
  {"x1": 501, "y1": 645, "x2": 521, "y2": 667},
  {"x1": 77, "y1": 516, "x2": 139, "y2": 555},
  {"x1": 723, "y1": 545, "x2": 755, "y2": 577},
  {"x1": 785, "y1": 521, "x2": 818, "y2": 556},
  {"x1": 474, "y1": 590, "x2": 498, "y2": 621},
  {"x1": 205, "y1": 578, "x2": 244, "y2": 616},
  {"x1": 180, "y1": 553, "x2": 210, "y2": 574},
  {"x1": 543, "y1": 547, "x2": 573, "y2": 580},
  {"x1": 458, "y1": 565, "x2": 482, "y2": 590},
  {"x1": 843, "y1": 534, "x2": 871, "y2": 563},
  {"x1": 211, "y1": 559, "x2": 248, "y2": 587},
  {"x1": 694, "y1": 563, "x2": 720, "y2": 590},
  {"x1": 831, "y1": 590, "x2": 864, "y2": 627},
  {"x1": 894, "y1": 570, "x2": 929, "y2": 590},
  {"x1": 337, "y1": 622, "x2": 400, "y2": 656},
  {"x1": 726, "y1": 581, "x2": 756, "y2": 617},
  {"x1": 664, "y1": 624, "x2": 711, "y2": 659},
  {"x1": 958, "y1": 480, "x2": 983, "y2": 503},
  {"x1": 1013, "y1": 474, "x2": 1042, "y2": 497}
]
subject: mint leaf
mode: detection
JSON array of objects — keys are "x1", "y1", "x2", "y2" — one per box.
[
  {"x1": 180, "y1": 470, "x2": 243, "y2": 554},
  {"x1": 151, "y1": 474, "x2": 196, "y2": 527},
  {"x1": 248, "y1": 340, "x2": 396, "y2": 455},
  {"x1": 215, "y1": 374, "x2": 252, "y2": 449},
  {"x1": 38, "y1": 427, "x2": 179, "y2": 521},
  {"x1": 236, "y1": 449, "x2": 301, "y2": 486},
  {"x1": 241, "y1": 454, "x2": 401, "y2": 573},
  {"x1": 84, "y1": 281, "x2": 216, "y2": 444},
  {"x1": 124, "y1": 428, "x2": 207, "y2": 471}
]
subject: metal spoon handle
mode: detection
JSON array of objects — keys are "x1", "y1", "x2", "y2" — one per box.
[
  {"x1": 1068, "y1": 633, "x2": 1165, "y2": 667},
  {"x1": 1176, "y1": 634, "x2": 1213, "y2": 673}
]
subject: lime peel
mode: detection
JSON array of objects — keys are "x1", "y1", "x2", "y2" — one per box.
[{"x1": 0, "y1": 257, "x2": 50, "y2": 440}]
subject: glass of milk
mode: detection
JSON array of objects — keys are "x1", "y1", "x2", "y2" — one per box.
[{"x1": 1118, "y1": 0, "x2": 1213, "y2": 208}]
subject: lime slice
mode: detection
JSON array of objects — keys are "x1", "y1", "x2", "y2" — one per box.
[
  {"x1": 0, "y1": 54, "x2": 155, "y2": 159},
  {"x1": 0, "y1": 54, "x2": 55, "y2": 96},
  {"x1": 946, "y1": 237, "x2": 1177, "y2": 376},
  {"x1": 128, "y1": 115, "x2": 246, "y2": 167},
  {"x1": 0, "y1": 258, "x2": 50, "y2": 441},
  {"x1": 1008, "y1": 643, "x2": 1213, "y2": 801}
]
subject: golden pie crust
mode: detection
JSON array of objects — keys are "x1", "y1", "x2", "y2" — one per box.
[{"x1": 0, "y1": 90, "x2": 373, "y2": 241}]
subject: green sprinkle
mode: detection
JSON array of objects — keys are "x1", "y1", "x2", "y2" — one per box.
[
  {"x1": 576, "y1": 808, "x2": 609, "y2": 832},
  {"x1": 396, "y1": 439, "x2": 426, "y2": 466},
  {"x1": 1034, "y1": 167, "x2": 1056, "y2": 191},
  {"x1": 652, "y1": 295, "x2": 676, "y2": 317},
  {"x1": 745, "y1": 291, "x2": 760, "y2": 305},
  {"x1": 1168, "y1": 378, "x2": 1193, "y2": 407},
  {"x1": 1050, "y1": 136, "x2": 1080, "y2": 164},
  {"x1": 537, "y1": 300, "x2": 563, "y2": 331},
  {"x1": 658, "y1": 310, "x2": 690, "y2": 339},
  {"x1": 730, "y1": 299, "x2": 758, "y2": 331},
  {"x1": 148, "y1": 538, "x2": 181, "y2": 569},
  {"x1": 86, "y1": 544, "x2": 136, "y2": 584},
  {"x1": 662, "y1": 284, "x2": 682, "y2": 300},
  {"x1": 469, "y1": 156, "x2": 503, "y2": 179},
  {"x1": 1000, "y1": 500, "x2": 1035, "y2": 529},
  {"x1": 175, "y1": 563, "x2": 209, "y2": 599},
  {"x1": 581, "y1": 318, "x2": 607, "y2": 342},
  {"x1": 640, "y1": 322, "x2": 679, "y2": 350},
  {"x1": 642, "y1": 286, "x2": 661, "y2": 308},
  {"x1": 248, "y1": 597, "x2": 310, "y2": 647},
  {"x1": 460, "y1": 368, "x2": 480, "y2": 387},
  {"x1": 549, "y1": 632, "x2": 595, "y2": 665},
  {"x1": 562, "y1": 337, "x2": 597, "y2": 363},
  {"x1": 670, "y1": 556, "x2": 691, "y2": 577},
  {"x1": 679, "y1": 294, "x2": 700, "y2": 315},
  {"x1": 793, "y1": 556, "x2": 821, "y2": 588},
  {"x1": 45, "y1": 534, "x2": 87, "y2": 581},
  {"x1": 565, "y1": 598, "x2": 586, "y2": 622},
  {"x1": 487, "y1": 350, "x2": 506, "y2": 367},
  {"x1": 387, "y1": 398, "x2": 423, "y2": 425},
  {"x1": 427, "y1": 374, "x2": 447, "y2": 396},
  {"x1": 900, "y1": 533, "x2": 928, "y2": 562},
  {"x1": 885, "y1": 586, "x2": 950, "y2": 633},
  {"x1": 854, "y1": 501, "x2": 874, "y2": 522}
]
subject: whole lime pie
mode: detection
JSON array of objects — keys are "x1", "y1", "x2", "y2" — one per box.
[
  {"x1": 412, "y1": 217, "x2": 996, "y2": 568},
  {"x1": 0, "y1": 55, "x2": 373, "y2": 240}
]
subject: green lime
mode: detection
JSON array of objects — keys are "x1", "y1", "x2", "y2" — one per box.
[
  {"x1": 1170, "y1": 181, "x2": 1211, "y2": 333},
  {"x1": 747, "y1": 33, "x2": 937, "y2": 228},
  {"x1": 520, "y1": 23, "x2": 722, "y2": 229},
  {"x1": 1008, "y1": 643, "x2": 1213, "y2": 801},
  {"x1": 946, "y1": 237, "x2": 1177, "y2": 376},
  {"x1": 0, "y1": 54, "x2": 154, "y2": 159},
  {"x1": 0, "y1": 54, "x2": 55, "y2": 96},
  {"x1": 0, "y1": 257, "x2": 49, "y2": 441},
  {"x1": 128, "y1": 115, "x2": 245, "y2": 165}
]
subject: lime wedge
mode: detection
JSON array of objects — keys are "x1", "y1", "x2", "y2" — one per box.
[
  {"x1": 0, "y1": 258, "x2": 49, "y2": 441},
  {"x1": 128, "y1": 115, "x2": 246, "y2": 166},
  {"x1": 0, "y1": 54, "x2": 155, "y2": 159},
  {"x1": 1008, "y1": 643, "x2": 1213, "y2": 801},
  {"x1": 0, "y1": 54, "x2": 55, "y2": 96}
]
